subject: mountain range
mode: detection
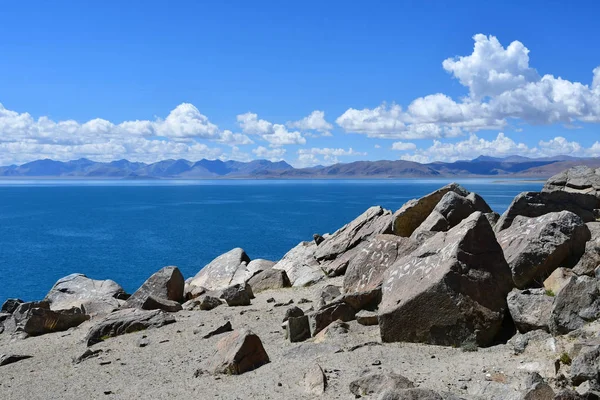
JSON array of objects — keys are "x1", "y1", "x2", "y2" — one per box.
[{"x1": 1, "y1": 156, "x2": 600, "y2": 179}]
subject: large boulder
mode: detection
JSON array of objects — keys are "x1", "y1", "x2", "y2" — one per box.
[
  {"x1": 544, "y1": 165, "x2": 600, "y2": 197},
  {"x1": 379, "y1": 212, "x2": 513, "y2": 346},
  {"x1": 506, "y1": 288, "x2": 553, "y2": 333},
  {"x1": 571, "y1": 344, "x2": 600, "y2": 386},
  {"x1": 44, "y1": 273, "x2": 127, "y2": 316},
  {"x1": 210, "y1": 329, "x2": 270, "y2": 375},
  {"x1": 272, "y1": 241, "x2": 324, "y2": 287},
  {"x1": 247, "y1": 268, "x2": 290, "y2": 293},
  {"x1": 124, "y1": 266, "x2": 184, "y2": 310},
  {"x1": 85, "y1": 308, "x2": 175, "y2": 346},
  {"x1": 549, "y1": 275, "x2": 600, "y2": 335},
  {"x1": 188, "y1": 248, "x2": 251, "y2": 291},
  {"x1": 5, "y1": 301, "x2": 89, "y2": 337},
  {"x1": 314, "y1": 206, "x2": 394, "y2": 262},
  {"x1": 245, "y1": 259, "x2": 276, "y2": 277},
  {"x1": 573, "y1": 222, "x2": 600, "y2": 276},
  {"x1": 391, "y1": 183, "x2": 469, "y2": 237},
  {"x1": 343, "y1": 235, "x2": 419, "y2": 294},
  {"x1": 220, "y1": 283, "x2": 252, "y2": 306},
  {"x1": 496, "y1": 211, "x2": 590, "y2": 289}
]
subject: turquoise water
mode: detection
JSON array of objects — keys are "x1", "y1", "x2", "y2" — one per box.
[{"x1": 0, "y1": 179, "x2": 543, "y2": 303}]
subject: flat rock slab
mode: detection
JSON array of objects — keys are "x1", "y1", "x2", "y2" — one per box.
[
  {"x1": 349, "y1": 370, "x2": 415, "y2": 396},
  {"x1": 124, "y1": 266, "x2": 184, "y2": 309},
  {"x1": 85, "y1": 308, "x2": 176, "y2": 346},
  {"x1": 550, "y1": 275, "x2": 600, "y2": 335},
  {"x1": 188, "y1": 248, "x2": 251, "y2": 291},
  {"x1": 497, "y1": 211, "x2": 590, "y2": 289},
  {"x1": 272, "y1": 241, "x2": 324, "y2": 287},
  {"x1": 544, "y1": 165, "x2": 600, "y2": 197},
  {"x1": 210, "y1": 329, "x2": 269, "y2": 375},
  {"x1": 247, "y1": 268, "x2": 290, "y2": 293}
]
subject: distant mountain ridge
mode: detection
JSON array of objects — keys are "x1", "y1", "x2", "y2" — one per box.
[{"x1": 1, "y1": 156, "x2": 600, "y2": 179}]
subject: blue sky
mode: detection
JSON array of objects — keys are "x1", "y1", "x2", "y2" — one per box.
[{"x1": 1, "y1": 0, "x2": 599, "y2": 166}]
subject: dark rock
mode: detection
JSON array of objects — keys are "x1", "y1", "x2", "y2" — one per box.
[
  {"x1": 554, "y1": 389, "x2": 585, "y2": 399},
  {"x1": 220, "y1": 284, "x2": 252, "y2": 306},
  {"x1": 199, "y1": 295, "x2": 223, "y2": 311},
  {"x1": 124, "y1": 266, "x2": 184, "y2": 310},
  {"x1": 497, "y1": 211, "x2": 590, "y2": 288},
  {"x1": 343, "y1": 235, "x2": 418, "y2": 294},
  {"x1": 377, "y1": 388, "x2": 444, "y2": 400},
  {"x1": 313, "y1": 234, "x2": 325, "y2": 246},
  {"x1": 485, "y1": 212, "x2": 501, "y2": 228},
  {"x1": 188, "y1": 248, "x2": 251, "y2": 291},
  {"x1": 349, "y1": 370, "x2": 415, "y2": 396},
  {"x1": 247, "y1": 269, "x2": 290, "y2": 293},
  {"x1": 85, "y1": 308, "x2": 176, "y2": 346},
  {"x1": 0, "y1": 354, "x2": 32, "y2": 366},
  {"x1": 140, "y1": 295, "x2": 182, "y2": 312},
  {"x1": 272, "y1": 241, "x2": 324, "y2": 287},
  {"x1": 507, "y1": 288, "x2": 553, "y2": 333},
  {"x1": 571, "y1": 345, "x2": 600, "y2": 386},
  {"x1": 308, "y1": 302, "x2": 356, "y2": 337},
  {"x1": 73, "y1": 348, "x2": 103, "y2": 364},
  {"x1": 392, "y1": 183, "x2": 469, "y2": 237},
  {"x1": 304, "y1": 362, "x2": 327, "y2": 394},
  {"x1": 283, "y1": 306, "x2": 304, "y2": 323},
  {"x1": 356, "y1": 310, "x2": 379, "y2": 326},
  {"x1": 287, "y1": 315, "x2": 311, "y2": 343},
  {"x1": 210, "y1": 329, "x2": 269, "y2": 375},
  {"x1": 6, "y1": 301, "x2": 89, "y2": 337},
  {"x1": 314, "y1": 206, "x2": 393, "y2": 262},
  {"x1": 379, "y1": 212, "x2": 513, "y2": 346},
  {"x1": 334, "y1": 288, "x2": 382, "y2": 312},
  {"x1": 202, "y1": 321, "x2": 233, "y2": 339},
  {"x1": 522, "y1": 382, "x2": 555, "y2": 400},
  {"x1": 549, "y1": 276, "x2": 600, "y2": 334},
  {"x1": 44, "y1": 273, "x2": 127, "y2": 316},
  {"x1": 1, "y1": 299, "x2": 23, "y2": 314},
  {"x1": 137, "y1": 337, "x2": 149, "y2": 347}
]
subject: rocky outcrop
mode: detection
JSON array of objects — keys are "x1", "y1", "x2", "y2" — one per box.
[
  {"x1": 4, "y1": 301, "x2": 89, "y2": 337},
  {"x1": 343, "y1": 235, "x2": 418, "y2": 294},
  {"x1": 188, "y1": 248, "x2": 251, "y2": 291},
  {"x1": 85, "y1": 308, "x2": 176, "y2": 346},
  {"x1": 544, "y1": 165, "x2": 600, "y2": 197},
  {"x1": 272, "y1": 241, "x2": 324, "y2": 287},
  {"x1": 379, "y1": 212, "x2": 513, "y2": 346},
  {"x1": 1, "y1": 299, "x2": 23, "y2": 314},
  {"x1": 210, "y1": 329, "x2": 269, "y2": 375},
  {"x1": 507, "y1": 289, "x2": 553, "y2": 333},
  {"x1": 496, "y1": 211, "x2": 590, "y2": 289},
  {"x1": 124, "y1": 266, "x2": 184, "y2": 310},
  {"x1": 549, "y1": 275, "x2": 600, "y2": 334},
  {"x1": 245, "y1": 259, "x2": 275, "y2": 278},
  {"x1": 246, "y1": 269, "x2": 290, "y2": 293},
  {"x1": 571, "y1": 344, "x2": 600, "y2": 386},
  {"x1": 44, "y1": 273, "x2": 127, "y2": 316},
  {"x1": 573, "y1": 222, "x2": 600, "y2": 276}
]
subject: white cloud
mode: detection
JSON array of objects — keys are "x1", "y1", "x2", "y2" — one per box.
[
  {"x1": 237, "y1": 112, "x2": 306, "y2": 147},
  {"x1": 399, "y1": 132, "x2": 600, "y2": 163},
  {"x1": 287, "y1": 110, "x2": 333, "y2": 136},
  {"x1": 295, "y1": 147, "x2": 366, "y2": 167},
  {"x1": 391, "y1": 141, "x2": 417, "y2": 151},
  {"x1": 336, "y1": 34, "x2": 600, "y2": 139},
  {"x1": 252, "y1": 146, "x2": 286, "y2": 161}
]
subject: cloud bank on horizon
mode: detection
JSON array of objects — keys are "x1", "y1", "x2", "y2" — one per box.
[{"x1": 1, "y1": 34, "x2": 600, "y2": 167}]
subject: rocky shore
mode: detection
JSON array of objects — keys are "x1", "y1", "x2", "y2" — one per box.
[{"x1": 2, "y1": 165, "x2": 600, "y2": 399}]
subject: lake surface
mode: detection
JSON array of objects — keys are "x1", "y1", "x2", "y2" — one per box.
[{"x1": 0, "y1": 179, "x2": 543, "y2": 303}]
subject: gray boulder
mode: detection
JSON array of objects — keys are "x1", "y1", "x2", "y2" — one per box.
[
  {"x1": 1, "y1": 299, "x2": 23, "y2": 314},
  {"x1": 220, "y1": 283, "x2": 252, "y2": 306},
  {"x1": 496, "y1": 211, "x2": 590, "y2": 289},
  {"x1": 245, "y1": 259, "x2": 276, "y2": 277},
  {"x1": 507, "y1": 288, "x2": 553, "y2": 333},
  {"x1": 198, "y1": 295, "x2": 223, "y2": 311},
  {"x1": 392, "y1": 183, "x2": 469, "y2": 237},
  {"x1": 314, "y1": 206, "x2": 393, "y2": 262},
  {"x1": 319, "y1": 285, "x2": 342, "y2": 307},
  {"x1": 379, "y1": 212, "x2": 513, "y2": 346},
  {"x1": 287, "y1": 315, "x2": 311, "y2": 343},
  {"x1": 308, "y1": 302, "x2": 356, "y2": 337},
  {"x1": 124, "y1": 266, "x2": 184, "y2": 310},
  {"x1": 272, "y1": 241, "x2": 324, "y2": 287},
  {"x1": 377, "y1": 388, "x2": 444, "y2": 400},
  {"x1": 549, "y1": 275, "x2": 600, "y2": 334},
  {"x1": 573, "y1": 222, "x2": 600, "y2": 276},
  {"x1": 343, "y1": 234, "x2": 418, "y2": 294},
  {"x1": 282, "y1": 306, "x2": 304, "y2": 323},
  {"x1": 44, "y1": 274, "x2": 127, "y2": 316},
  {"x1": 188, "y1": 248, "x2": 251, "y2": 291},
  {"x1": 544, "y1": 165, "x2": 600, "y2": 197},
  {"x1": 571, "y1": 344, "x2": 600, "y2": 385},
  {"x1": 210, "y1": 329, "x2": 269, "y2": 375},
  {"x1": 246, "y1": 268, "x2": 290, "y2": 293},
  {"x1": 4, "y1": 301, "x2": 89, "y2": 337},
  {"x1": 140, "y1": 295, "x2": 182, "y2": 312},
  {"x1": 349, "y1": 370, "x2": 415, "y2": 396}
]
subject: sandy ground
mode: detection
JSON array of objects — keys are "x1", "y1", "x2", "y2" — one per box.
[{"x1": 0, "y1": 277, "x2": 562, "y2": 400}]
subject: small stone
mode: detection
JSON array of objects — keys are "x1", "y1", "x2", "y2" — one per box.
[
  {"x1": 202, "y1": 321, "x2": 233, "y2": 339},
  {"x1": 372, "y1": 360, "x2": 382, "y2": 366}
]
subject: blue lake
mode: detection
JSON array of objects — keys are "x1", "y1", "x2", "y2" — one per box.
[{"x1": 0, "y1": 179, "x2": 543, "y2": 303}]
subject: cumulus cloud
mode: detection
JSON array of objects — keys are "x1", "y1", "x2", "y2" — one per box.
[
  {"x1": 237, "y1": 112, "x2": 306, "y2": 147},
  {"x1": 399, "y1": 133, "x2": 600, "y2": 163},
  {"x1": 295, "y1": 147, "x2": 366, "y2": 167},
  {"x1": 337, "y1": 34, "x2": 600, "y2": 139},
  {"x1": 391, "y1": 141, "x2": 417, "y2": 151},
  {"x1": 252, "y1": 146, "x2": 286, "y2": 161},
  {"x1": 287, "y1": 110, "x2": 333, "y2": 136}
]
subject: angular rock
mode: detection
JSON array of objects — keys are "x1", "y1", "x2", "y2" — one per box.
[
  {"x1": 522, "y1": 382, "x2": 555, "y2": 400},
  {"x1": 349, "y1": 370, "x2": 415, "y2": 396},
  {"x1": 272, "y1": 241, "x2": 324, "y2": 287},
  {"x1": 184, "y1": 284, "x2": 206, "y2": 301},
  {"x1": 571, "y1": 345, "x2": 600, "y2": 386},
  {"x1": 334, "y1": 289, "x2": 382, "y2": 312},
  {"x1": 356, "y1": 310, "x2": 379, "y2": 326},
  {"x1": 1, "y1": 299, "x2": 23, "y2": 314},
  {"x1": 544, "y1": 166, "x2": 600, "y2": 197},
  {"x1": 85, "y1": 308, "x2": 176, "y2": 346},
  {"x1": 496, "y1": 211, "x2": 590, "y2": 289},
  {"x1": 140, "y1": 295, "x2": 182, "y2": 312},
  {"x1": 314, "y1": 206, "x2": 393, "y2": 262},
  {"x1": 309, "y1": 302, "x2": 356, "y2": 337},
  {"x1": 73, "y1": 348, "x2": 103, "y2": 364},
  {"x1": 282, "y1": 306, "x2": 304, "y2": 323},
  {"x1": 188, "y1": 248, "x2": 251, "y2": 291},
  {"x1": 550, "y1": 276, "x2": 600, "y2": 335},
  {"x1": 544, "y1": 268, "x2": 575, "y2": 296},
  {"x1": 6, "y1": 301, "x2": 89, "y2": 337},
  {"x1": 377, "y1": 388, "x2": 444, "y2": 400},
  {"x1": 554, "y1": 389, "x2": 584, "y2": 400},
  {"x1": 314, "y1": 320, "x2": 349, "y2": 343},
  {"x1": 220, "y1": 284, "x2": 252, "y2": 306},
  {"x1": 313, "y1": 234, "x2": 325, "y2": 246},
  {"x1": 124, "y1": 266, "x2": 184, "y2": 310},
  {"x1": 247, "y1": 268, "x2": 290, "y2": 293},
  {"x1": 245, "y1": 259, "x2": 276, "y2": 278},
  {"x1": 319, "y1": 285, "x2": 342, "y2": 307},
  {"x1": 202, "y1": 321, "x2": 233, "y2": 339},
  {"x1": 392, "y1": 183, "x2": 469, "y2": 237},
  {"x1": 198, "y1": 295, "x2": 223, "y2": 311},
  {"x1": 211, "y1": 329, "x2": 269, "y2": 375},
  {"x1": 573, "y1": 222, "x2": 600, "y2": 276},
  {"x1": 507, "y1": 288, "x2": 553, "y2": 333},
  {"x1": 343, "y1": 235, "x2": 419, "y2": 294},
  {"x1": 287, "y1": 315, "x2": 311, "y2": 343},
  {"x1": 379, "y1": 212, "x2": 513, "y2": 346},
  {"x1": 304, "y1": 362, "x2": 327, "y2": 395}
]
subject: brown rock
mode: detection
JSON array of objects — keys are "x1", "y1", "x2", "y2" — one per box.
[
  {"x1": 211, "y1": 329, "x2": 270, "y2": 375},
  {"x1": 124, "y1": 266, "x2": 184, "y2": 309},
  {"x1": 247, "y1": 269, "x2": 290, "y2": 293}
]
